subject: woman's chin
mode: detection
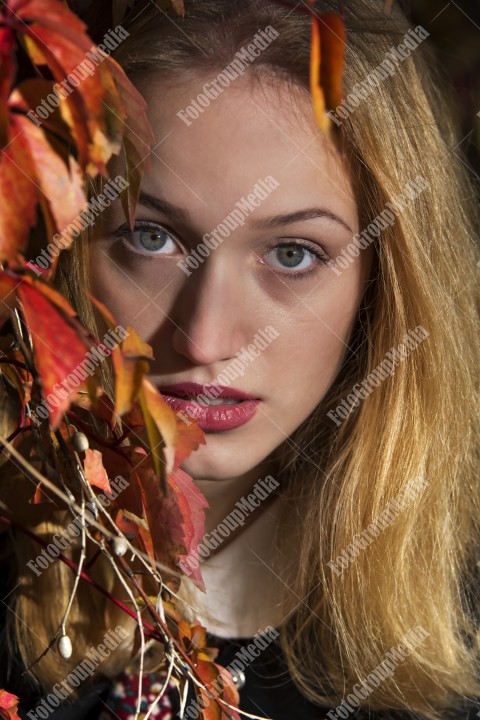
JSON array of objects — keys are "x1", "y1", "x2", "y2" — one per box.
[{"x1": 177, "y1": 436, "x2": 271, "y2": 483}]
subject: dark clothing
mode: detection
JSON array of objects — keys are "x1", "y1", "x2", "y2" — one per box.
[{"x1": 11, "y1": 631, "x2": 480, "y2": 720}]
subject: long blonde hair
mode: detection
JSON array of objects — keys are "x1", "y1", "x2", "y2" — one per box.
[{"x1": 2, "y1": 1, "x2": 479, "y2": 717}]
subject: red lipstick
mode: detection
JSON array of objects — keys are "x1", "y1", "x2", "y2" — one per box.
[{"x1": 159, "y1": 382, "x2": 260, "y2": 432}]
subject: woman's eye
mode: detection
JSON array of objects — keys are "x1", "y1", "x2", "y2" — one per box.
[
  {"x1": 116, "y1": 223, "x2": 179, "y2": 256},
  {"x1": 263, "y1": 242, "x2": 328, "y2": 275}
]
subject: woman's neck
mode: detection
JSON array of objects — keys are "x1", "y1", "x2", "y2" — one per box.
[
  {"x1": 183, "y1": 454, "x2": 299, "y2": 638},
  {"x1": 193, "y1": 453, "x2": 280, "y2": 536}
]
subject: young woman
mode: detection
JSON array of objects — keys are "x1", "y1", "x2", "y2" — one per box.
[{"x1": 1, "y1": 1, "x2": 479, "y2": 719}]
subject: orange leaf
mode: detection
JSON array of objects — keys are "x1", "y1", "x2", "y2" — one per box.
[
  {"x1": 113, "y1": 345, "x2": 150, "y2": 417},
  {"x1": 89, "y1": 296, "x2": 154, "y2": 417},
  {"x1": 83, "y1": 448, "x2": 112, "y2": 493},
  {"x1": 194, "y1": 653, "x2": 240, "y2": 720},
  {"x1": 308, "y1": 8, "x2": 346, "y2": 134},
  {"x1": 174, "y1": 413, "x2": 206, "y2": 471},
  {"x1": 139, "y1": 378, "x2": 178, "y2": 479},
  {"x1": 318, "y1": 13, "x2": 346, "y2": 112}
]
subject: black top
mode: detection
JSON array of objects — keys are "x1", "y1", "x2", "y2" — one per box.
[{"x1": 10, "y1": 630, "x2": 480, "y2": 720}]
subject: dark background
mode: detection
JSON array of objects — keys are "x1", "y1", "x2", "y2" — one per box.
[
  {"x1": 403, "y1": 0, "x2": 480, "y2": 184},
  {"x1": 72, "y1": 0, "x2": 480, "y2": 185}
]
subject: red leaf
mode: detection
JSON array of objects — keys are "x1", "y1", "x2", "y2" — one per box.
[
  {"x1": 0, "y1": 28, "x2": 16, "y2": 145},
  {"x1": 0, "y1": 272, "x2": 96, "y2": 429},
  {"x1": 15, "y1": 114, "x2": 86, "y2": 239},
  {"x1": 89, "y1": 295, "x2": 154, "y2": 417},
  {"x1": 101, "y1": 445, "x2": 145, "y2": 519},
  {"x1": 169, "y1": 468, "x2": 208, "y2": 588},
  {"x1": 135, "y1": 455, "x2": 207, "y2": 588},
  {"x1": 0, "y1": 118, "x2": 38, "y2": 262},
  {"x1": 3, "y1": 0, "x2": 110, "y2": 173},
  {"x1": 18, "y1": 281, "x2": 94, "y2": 429},
  {"x1": 0, "y1": 690, "x2": 21, "y2": 720}
]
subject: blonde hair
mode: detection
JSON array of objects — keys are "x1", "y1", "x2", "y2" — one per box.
[{"x1": 2, "y1": 1, "x2": 479, "y2": 717}]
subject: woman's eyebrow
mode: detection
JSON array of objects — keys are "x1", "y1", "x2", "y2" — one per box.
[
  {"x1": 251, "y1": 208, "x2": 353, "y2": 233},
  {"x1": 138, "y1": 191, "x2": 189, "y2": 221},
  {"x1": 138, "y1": 191, "x2": 353, "y2": 234}
]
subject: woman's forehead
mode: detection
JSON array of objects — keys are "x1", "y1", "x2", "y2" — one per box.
[{"x1": 123, "y1": 72, "x2": 358, "y2": 231}]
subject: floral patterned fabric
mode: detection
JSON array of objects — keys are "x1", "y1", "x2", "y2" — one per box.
[{"x1": 99, "y1": 669, "x2": 175, "y2": 720}]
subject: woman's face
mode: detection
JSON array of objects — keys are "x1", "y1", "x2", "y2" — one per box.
[{"x1": 90, "y1": 73, "x2": 372, "y2": 482}]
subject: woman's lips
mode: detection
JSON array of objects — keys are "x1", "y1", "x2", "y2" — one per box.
[{"x1": 159, "y1": 382, "x2": 260, "y2": 432}]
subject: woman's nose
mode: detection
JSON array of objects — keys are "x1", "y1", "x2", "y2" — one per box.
[{"x1": 170, "y1": 259, "x2": 248, "y2": 366}]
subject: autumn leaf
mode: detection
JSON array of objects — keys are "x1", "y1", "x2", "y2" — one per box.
[
  {"x1": 83, "y1": 448, "x2": 112, "y2": 493},
  {"x1": 194, "y1": 652, "x2": 240, "y2": 720},
  {"x1": 170, "y1": 467, "x2": 208, "y2": 588},
  {"x1": 89, "y1": 294, "x2": 154, "y2": 417},
  {"x1": 132, "y1": 453, "x2": 207, "y2": 588},
  {"x1": 0, "y1": 271, "x2": 97, "y2": 429},
  {"x1": 0, "y1": 690, "x2": 21, "y2": 720},
  {"x1": 0, "y1": 117, "x2": 38, "y2": 263},
  {"x1": 82, "y1": 297, "x2": 207, "y2": 580},
  {"x1": 318, "y1": 13, "x2": 346, "y2": 113},
  {"x1": 307, "y1": 4, "x2": 346, "y2": 134},
  {"x1": 0, "y1": 0, "x2": 154, "y2": 264},
  {"x1": 101, "y1": 445, "x2": 145, "y2": 518},
  {"x1": 138, "y1": 378, "x2": 178, "y2": 482},
  {"x1": 2, "y1": 0, "x2": 112, "y2": 173},
  {"x1": 102, "y1": 57, "x2": 154, "y2": 228},
  {"x1": 113, "y1": 329, "x2": 153, "y2": 417},
  {"x1": 0, "y1": 27, "x2": 15, "y2": 146},
  {"x1": 1, "y1": 110, "x2": 87, "y2": 265},
  {"x1": 136, "y1": 456, "x2": 189, "y2": 564},
  {"x1": 139, "y1": 378, "x2": 206, "y2": 483}
]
